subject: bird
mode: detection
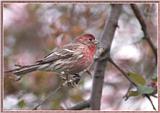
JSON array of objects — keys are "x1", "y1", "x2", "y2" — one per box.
[{"x1": 6, "y1": 34, "x2": 98, "y2": 82}]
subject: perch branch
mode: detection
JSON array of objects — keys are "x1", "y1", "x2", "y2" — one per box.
[{"x1": 90, "y1": 4, "x2": 122, "y2": 110}]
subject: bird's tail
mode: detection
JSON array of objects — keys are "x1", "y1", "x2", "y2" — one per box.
[{"x1": 5, "y1": 64, "x2": 39, "y2": 76}]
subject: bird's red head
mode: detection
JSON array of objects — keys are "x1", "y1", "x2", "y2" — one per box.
[
  {"x1": 75, "y1": 33, "x2": 95, "y2": 41},
  {"x1": 75, "y1": 34, "x2": 97, "y2": 45},
  {"x1": 75, "y1": 33, "x2": 97, "y2": 57}
]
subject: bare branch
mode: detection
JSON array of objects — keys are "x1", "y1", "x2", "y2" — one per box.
[
  {"x1": 67, "y1": 100, "x2": 90, "y2": 110},
  {"x1": 109, "y1": 58, "x2": 156, "y2": 110},
  {"x1": 144, "y1": 94, "x2": 156, "y2": 110},
  {"x1": 131, "y1": 4, "x2": 157, "y2": 63},
  {"x1": 131, "y1": 4, "x2": 157, "y2": 111},
  {"x1": 33, "y1": 77, "x2": 80, "y2": 110},
  {"x1": 33, "y1": 85, "x2": 62, "y2": 110},
  {"x1": 90, "y1": 4, "x2": 122, "y2": 110},
  {"x1": 123, "y1": 84, "x2": 133, "y2": 101},
  {"x1": 108, "y1": 58, "x2": 137, "y2": 87}
]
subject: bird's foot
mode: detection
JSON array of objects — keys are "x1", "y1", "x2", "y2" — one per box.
[
  {"x1": 72, "y1": 74, "x2": 81, "y2": 85},
  {"x1": 60, "y1": 73, "x2": 81, "y2": 87},
  {"x1": 66, "y1": 74, "x2": 81, "y2": 87}
]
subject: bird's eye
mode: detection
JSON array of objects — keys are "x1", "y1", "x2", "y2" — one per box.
[{"x1": 89, "y1": 38, "x2": 92, "y2": 41}]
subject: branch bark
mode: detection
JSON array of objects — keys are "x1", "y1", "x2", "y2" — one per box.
[
  {"x1": 90, "y1": 4, "x2": 122, "y2": 110},
  {"x1": 130, "y1": 4, "x2": 157, "y2": 63}
]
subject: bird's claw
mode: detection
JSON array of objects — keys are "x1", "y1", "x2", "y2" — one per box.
[
  {"x1": 72, "y1": 74, "x2": 81, "y2": 84},
  {"x1": 61, "y1": 74, "x2": 81, "y2": 87},
  {"x1": 67, "y1": 75, "x2": 81, "y2": 87}
]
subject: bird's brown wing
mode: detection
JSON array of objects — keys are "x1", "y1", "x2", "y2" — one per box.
[{"x1": 36, "y1": 43, "x2": 81, "y2": 64}]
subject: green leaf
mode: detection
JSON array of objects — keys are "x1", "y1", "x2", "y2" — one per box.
[
  {"x1": 137, "y1": 84, "x2": 154, "y2": 95},
  {"x1": 128, "y1": 91, "x2": 140, "y2": 97},
  {"x1": 128, "y1": 72, "x2": 146, "y2": 85},
  {"x1": 18, "y1": 99, "x2": 26, "y2": 108},
  {"x1": 124, "y1": 90, "x2": 140, "y2": 100}
]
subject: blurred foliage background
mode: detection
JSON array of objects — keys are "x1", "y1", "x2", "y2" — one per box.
[{"x1": 3, "y1": 3, "x2": 157, "y2": 110}]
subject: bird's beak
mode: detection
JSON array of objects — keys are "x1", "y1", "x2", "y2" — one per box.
[{"x1": 93, "y1": 40, "x2": 99, "y2": 45}]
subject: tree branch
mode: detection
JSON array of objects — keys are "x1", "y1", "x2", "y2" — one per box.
[
  {"x1": 67, "y1": 100, "x2": 90, "y2": 110},
  {"x1": 109, "y1": 58, "x2": 156, "y2": 110},
  {"x1": 33, "y1": 85, "x2": 62, "y2": 110},
  {"x1": 144, "y1": 94, "x2": 156, "y2": 110},
  {"x1": 131, "y1": 4, "x2": 157, "y2": 111},
  {"x1": 33, "y1": 77, "x2": 80, "y2": 110},
  {"x1": 130, "y1": 4, "x2": 157, "y2": 63},
  {"x1": 90, "y1": 4, "x2": 122, "y2": 110},
  {"x1": 108, "y1": 58, "x2": 137, "y2": 87}
]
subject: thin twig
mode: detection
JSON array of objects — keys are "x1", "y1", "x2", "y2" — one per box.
[
  {"x1": 123, "y1": 84, "x2": 133, "y2": 101},
  {"x1": 109, "y1": 58, "x2": 156, "y2": 110},
  {"x1": 151, "y1": 95, "x2": 158, "y2": 98},
  {"x1": 144, "y1": 94, "x2": 156, "y2": 110},
  {"x1": 67, "y1": 100, "x2": 90, "y2": 110},
  {"x1": 131, "y1": 4, "x2": 157, "y2": 63},
  {"x1": 33, "y1": 75, "x2": 81, "y2": 110},
  {"x1": 108, "y1": 58, "x2": 137, "y2": 87},
  {"x1": 33, "y1": 85, "x2": 62, "y2": 110},
  {"x1": 131, "y1": 4, "x2": 157, "y2": 111}
]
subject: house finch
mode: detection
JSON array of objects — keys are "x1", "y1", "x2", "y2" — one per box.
[{"x1": 6, "y1": 34, "x2": 97, "y2": 80}]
